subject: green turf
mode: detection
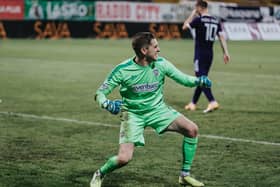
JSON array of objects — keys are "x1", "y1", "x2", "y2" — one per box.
[{"x1": 0, "y1": 39, "x2": 279, "y2": 187}]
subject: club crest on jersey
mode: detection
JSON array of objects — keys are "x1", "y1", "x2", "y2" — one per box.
[{"x1": 153, "y1": 68, "x2": 159, "y2": 76}]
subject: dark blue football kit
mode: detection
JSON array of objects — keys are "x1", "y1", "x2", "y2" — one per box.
[{"x1": 189, "y1": 15, "x2": 222, "y2": 103}]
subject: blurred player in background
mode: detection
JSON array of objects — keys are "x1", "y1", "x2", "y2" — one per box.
[
  {"x1": 91, "y1": 32, "x2": 211, "y2": 187},
  {"x1": 182, "y1": 0, "x2": 230, "y2": 113}
]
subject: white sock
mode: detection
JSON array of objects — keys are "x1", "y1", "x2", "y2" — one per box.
[{"x1": 180, "y1": 171, "x2": 190, "y2": 177}]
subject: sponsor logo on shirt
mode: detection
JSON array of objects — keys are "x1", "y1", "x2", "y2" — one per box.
[
  {"x1": 201, "y1": 17, "x2": 218, "y2": 24},
  {"x1": 132, "y1": 82, "x2": 159, "y2": 93}
]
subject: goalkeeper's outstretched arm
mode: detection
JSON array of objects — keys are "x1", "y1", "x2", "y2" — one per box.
[{"x1": 163, "y1": 59, "x2": 212, "y2": 88}]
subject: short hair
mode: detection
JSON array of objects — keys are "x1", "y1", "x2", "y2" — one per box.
[
  {"x1": 196, "y1": 0, "x2": 208, "y2": 9},
  {"x1": 132, "y1": 32, "x2": 155, "y2": 58}
]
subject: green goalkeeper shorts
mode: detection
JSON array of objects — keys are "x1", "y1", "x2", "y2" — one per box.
[{"x1": 119, "y1": 104, "x2": 181, "y2": 146}]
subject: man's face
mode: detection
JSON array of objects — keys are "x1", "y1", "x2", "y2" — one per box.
[{"x1": 145, "y1": 39, "x2": 160, "y2": 62}]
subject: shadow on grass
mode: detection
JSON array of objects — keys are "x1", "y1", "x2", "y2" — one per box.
[{"x1": 102, "y1": 171, "x2": 179, "y2": 187}]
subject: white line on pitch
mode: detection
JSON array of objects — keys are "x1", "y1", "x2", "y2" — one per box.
[{"x1": 1, "y1": 111, "x2": 280, "y2": 147}]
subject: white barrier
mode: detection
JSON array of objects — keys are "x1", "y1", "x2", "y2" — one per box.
[{"x1": 223, "y1": 22, "x2": 280, "y2": 40}]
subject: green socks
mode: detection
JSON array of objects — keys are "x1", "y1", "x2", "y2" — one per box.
[
  {"x1": 182, "y1": 137, "x2": 198, "y2": 172},
  {"x1": 100, "y1": 156, "x2": 119, "y2": 175},
  {"x1": 99, "y1": 137, "x2": 198, "y2": 175}
]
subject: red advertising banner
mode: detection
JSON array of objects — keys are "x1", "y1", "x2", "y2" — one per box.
[
  {"x1": 95, "y1": 1, "x2": 196, "y2": 23},
  {"x1": 0, "y1": 0, "x2": 24, "y2": 20},
  {"x1": 95, "y1": 2, "x2": 160, "y2": 22}
]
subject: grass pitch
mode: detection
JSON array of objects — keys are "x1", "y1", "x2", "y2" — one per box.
[{"x1": 0, "y1": 39, "x2": 280, "y2": 187}]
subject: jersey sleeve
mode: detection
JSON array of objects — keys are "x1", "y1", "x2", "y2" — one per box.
[
  {"x1": 189, "y1": 16, "x2": 201, "y2": 29},
  {"x1": 162, "y1": 59, "x2": 198, "y2": 87},
  {"x1": 95, "y1": 66, "x2": 122, "y2": 107}
]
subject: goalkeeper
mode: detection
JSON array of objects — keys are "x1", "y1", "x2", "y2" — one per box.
[{"x1": 91, "y1": 32, "x2": 211, "y2": 187}]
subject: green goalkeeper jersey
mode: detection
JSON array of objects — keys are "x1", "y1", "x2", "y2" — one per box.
[{"x1": 95, "y1": 56, "x2": 198, "y2": 113}]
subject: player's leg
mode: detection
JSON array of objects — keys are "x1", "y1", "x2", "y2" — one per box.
[
  {"x1": 200, "y1": 62, "x2": 216, "y2": 104},
  {"x1": 101, "y1": 143, "x2": 134, "y2": 174},
  {"x1": 90, "y1": 143, "x2": 134, "y2": 187},
  {"x1": 166, "y1": 115, "x2": 204, "y2": 187},
  {"x1": 185, "y1": 86, "x2": 201, "y2": 111},
  {"x1": 146, "y1": 106, "x2": 203, "y2": 186},
  {"x1": 192, "y1": 85, "x2": 202, "y2": 104},
  {"x1": 200, "y1": 60, "x2": 219, "y2": 113},
  {"x1": 202, "y1": 80, "x2": 219, "y2": 113},
  {"x1": 167, "y1": 115, "x2": 198, "y2": 171},
  {"x1": 185, "y1": 60, "x2": 201, "y2": 111},
  {"x1": 91, "y1": 110, "x2": 143, "y2": 187},
  {"x1": 202, "y1": 87, "x2": 219, "y2": 113},
  {"x1": 148, "y1": 106, "x2": 199, "y2": 173}
]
